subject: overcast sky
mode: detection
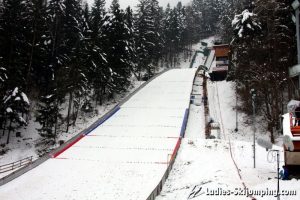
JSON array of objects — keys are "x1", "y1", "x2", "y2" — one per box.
[{"x1": 85, "y1": 0, "x2": 191, "y2": 9}]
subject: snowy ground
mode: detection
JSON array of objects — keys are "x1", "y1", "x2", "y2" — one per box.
[
  {"x1": 0, "y1": 68, "x2": 197, "y2": 200},
  {"x1": 157, "y1": 78, "x2": 300, "y2": 200}
]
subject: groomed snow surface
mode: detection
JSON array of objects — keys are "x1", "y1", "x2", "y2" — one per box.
[
  {"x1": 0, "y1": 80, "x2": 145, "y2": 179},
  {"x1": 0, "y1": 68, "x2": 197, "y2": 200}
]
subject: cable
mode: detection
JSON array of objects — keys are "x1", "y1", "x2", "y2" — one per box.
[{"x1": 215, "y1": 82, "x2": 254, "y2": 200}]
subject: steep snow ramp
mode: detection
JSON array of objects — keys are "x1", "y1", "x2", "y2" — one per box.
[{"x1": 0, "y1": 68, "x2": 196, "y2": 200}]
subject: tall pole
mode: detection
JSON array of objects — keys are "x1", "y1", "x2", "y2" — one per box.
[
  {"x1": 235, "y1": 83, "x2": 238, "y2": 132},
  {"x1": 291, "y1": 1, "x2": 300, "y2": 97},
  {"x1": 251, "y1": 89, "x2": 256, "y2": 168},
  {"x1": 233, "y1": 61, "x2": 238, "y2": 132},
  {"x1": 296, "y1": 8, "x2": 300, "y2": 64},
  {"x1": 277, "y1": 150, "x2": 280, "y2": 200},
  {"x1": 296, "y1": 8, "x2": 300, "y2": 92}
]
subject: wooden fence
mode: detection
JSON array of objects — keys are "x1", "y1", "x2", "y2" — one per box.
[{"x1": 0, "y1": 156, "x2": 33, "y2": 174}]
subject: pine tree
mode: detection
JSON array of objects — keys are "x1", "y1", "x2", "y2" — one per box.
[
  {"x1": 61, "y1": 0, "x2": 89, "y2": 132},
  {"x1": 217, "y1": 0, "x2": 244, "y2": 43},
  {"x1": 91, "y1": 0, "x2": 105, "y2": 39},
  {"x1": 0, "y1": 0, "x2": 34, "y2": 89},
  {"x1": 89, "y1": 0, "x2": 109, "y2": 105},
  {"x1": 102, "y1": 0, "x2": 132, "y2": 93},
  {"x1": 231, "y1": 0, "x2": 297, "y2": 142},
  {"x1": 124, "y1": 6, "x2": 137, "y2": 79},
  {"x1": 135, "y1": 0, "x2": 163, "y2": 79},
  {"x1": 35, "y1": 0, "x2": 66, "y2": 139},
  {"x1": 0, "y1": 65, "x2": 7, "y2": 138},
  {"x1": 232, "y1": 9, "x2": 262, "y2": 41},
  {"x1": 83, "y1": 2, "x2": 90, "y2": 28},
  {"x1": 0, "y1": 0, "x2": 36, "y2": 143},
  {"x1": 25, "y1": 0, "x2": 49, "y2": 93},
  {"x1": 2, "y1": 87, "x2": 30, "y2": 144},
  {"x1": 176, "y1": 3, "x2": 188, "y2": 50},
  {"x1": 36, "y1": 90, "x2": 62, "y2": 140}
]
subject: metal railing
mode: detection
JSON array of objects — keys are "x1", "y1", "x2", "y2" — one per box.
[{"x1": 0, "y1": 156, "x2": 33, "y2": 174}]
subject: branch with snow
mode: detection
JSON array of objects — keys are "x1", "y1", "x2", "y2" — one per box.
[{"x1": 232, "y1": 9, "x2": 261, "y2": 39}]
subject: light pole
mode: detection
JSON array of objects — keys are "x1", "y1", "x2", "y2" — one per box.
[
  {"x1": 292, "y1": 0, "x2": 300, "y2": 64},
  {"x1": 276, "y1": 150, "x2": 280, "y2": 200},
  {"x1": 269, "y1": 150, "x2": 280, "y2": 200},
  {"x1": 231, "y1": 61, "x2": 238, "y2": 132},
  {"x1": 235, "y1": 83, "x2": 238, "y2": 132},
  {"x1": 257, "y1": 138, "x2": 281, "y2": 200},
  {"x1": 250, "y1": 89, "x2": 256, "y2": 168}
]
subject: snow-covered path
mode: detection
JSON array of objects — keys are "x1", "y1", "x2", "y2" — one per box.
[{"x1": 0, "y1": 68, "x2": 197, "y2": 200}]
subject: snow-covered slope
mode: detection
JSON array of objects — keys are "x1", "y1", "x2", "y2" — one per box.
[
  {"x1": 157, "y1": 80, "x2": 300, "y2": 200},
  {"x1": 0, "y1": 68, "x2": 196, "y2": 200}
]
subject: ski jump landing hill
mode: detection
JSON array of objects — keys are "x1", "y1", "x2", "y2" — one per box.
[{"x1": 0, "y1": 68, "x2": 196, "y2": 200}]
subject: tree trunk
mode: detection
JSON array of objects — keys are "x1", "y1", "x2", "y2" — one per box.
[
  {"x1": 269, "y1": 122, "x2": 275, "y2": 144},
  {"x1": 100, "y1": 86, "x2": 105, "y2": 106},
  {"x1": 66, "y1": 91, "x2": 73, "y2": 133},
  {"x1": 72, "y1": 96, "x2": 80, "y2": 126},
  {"x1": 2, "y1": 116, "x2": 6, "y2": 137},
  {"x1": 54, "y1": 99, "x2": 59, "y2": 141},
  {"x1": 26, "y1": 12, "x2": 37, "y2": 93},
  {"x1": 6, "y1": 118, "x2": 12, "y2": 144}
]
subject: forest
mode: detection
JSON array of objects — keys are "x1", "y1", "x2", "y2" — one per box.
[
  {"x1": 227, "y1": 0, "x2": 296, "y2": 142},
  {"x1": 0, "y1": 0, "x2": 220, "y2": 146},
  {"x1": 0, "y1": 0, "x2": 297, "y2": 148}
]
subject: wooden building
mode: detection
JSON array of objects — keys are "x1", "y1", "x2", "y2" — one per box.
[{"x1": 210, "y1": 44, "x2": 230, "y2": 81}]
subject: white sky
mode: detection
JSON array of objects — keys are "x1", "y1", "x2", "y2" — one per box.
[{"x1": 85, "y1": 0, "x2": 191, "y2": 9}]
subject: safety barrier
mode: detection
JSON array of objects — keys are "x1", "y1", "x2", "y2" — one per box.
[
  {"x1": 190, "y1": 52, "x2": 198, "y2": 68},
  {"x1": 52, "y1": 106, "x2": 121, "y2": 158},
  {"x1": 180, "y1": 109, "x2": 189, "y2": 138},
  {"x1": 146, "y1": 137, "x2": 182, "y2": 200},
  {"x1": 203, "y1": 74, "x2": 211, "y2": 138},
  {"x1": 0, "y1": 156, "x2": 33, "y2": 174},
  {"x1": 146, "y1": 106, "x2": 190, "y2": 200},
  {"x1": 85, "y1": 106, "x2": 120, "y2": 135},
  {"x1": 52, "y1": 134, "x2": 85, "y2": 158}
]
